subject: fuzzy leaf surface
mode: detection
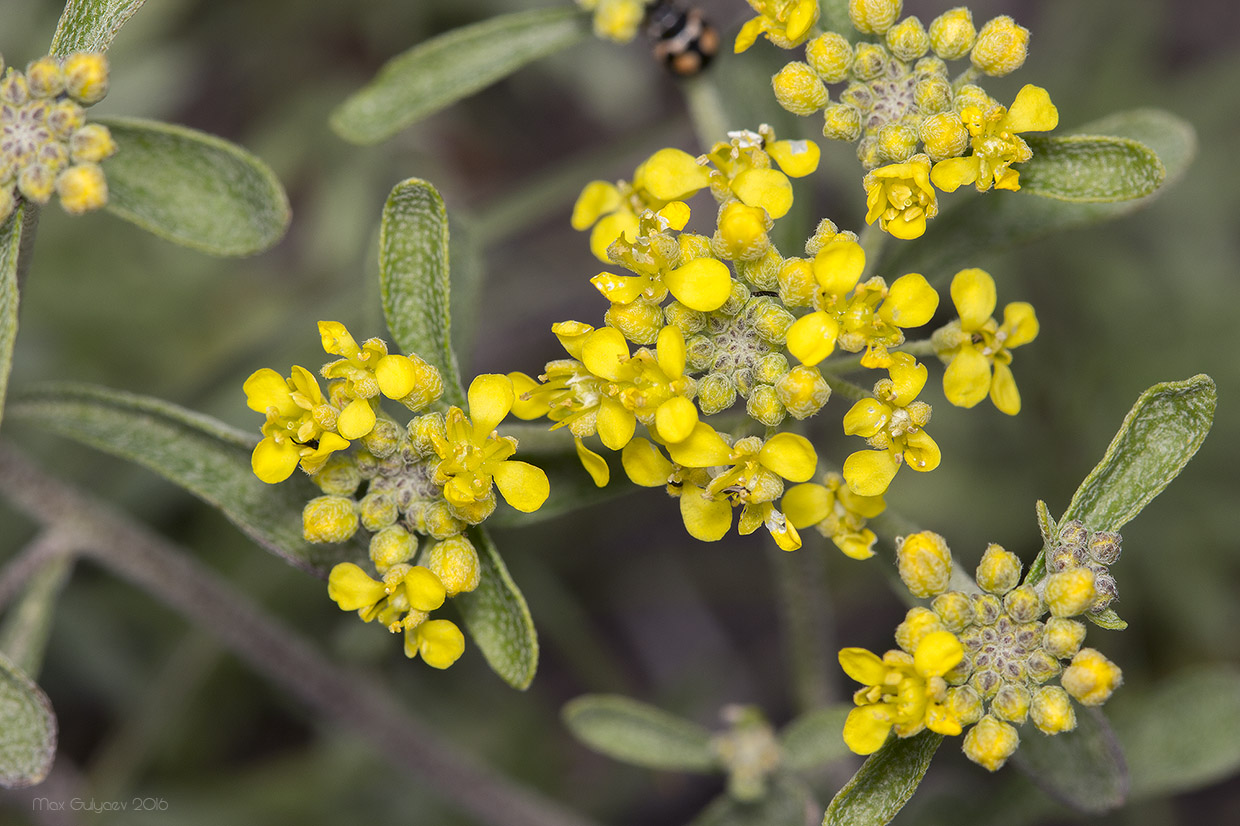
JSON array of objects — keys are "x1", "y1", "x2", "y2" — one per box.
[
  {"x1": 0, "y1": 206, "x2": 22, "y2": 434},
  {"x1": 0, "y1": 652, "x2": 56, "y2": 789},
  {"x1": 1013, "y1": 707, "x2": 1128, "y2": 813},
  {"x1": 562, "y1": 694, "x2": 719, "y2": 772},
  {"x1": 99, "y1": 117, "x2": 290, "y2": 256},
  {"x1": 331, "y1": 7, "x2": 590, "y2": 144},
  {"x1": 823, "y1": 730, "x2": 941, "y2": 826},
  {"x1": 457, "y1": 528, "x2": 538, "y2": 690},
  {"x1": 1021, "y1": 135, "x2": 1164, "y2": 202},
  {"x1": 7, "y1": 383, "x2": 363, "y2": 575},
  {"x1": 379, "y1": 179, "x2": 465, "y2": 407},
  {"x1": 50, "y1": 0, "x2": 146, "y2": 54}
]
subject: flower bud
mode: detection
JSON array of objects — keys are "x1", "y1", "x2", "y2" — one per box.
[
  {"x1": 25, "y1": 56, "x2": 64, "y2": 97},
  {"x1": 970, "y1": 16, "x2": 1029, "y2": 76},
  {"x1": 897, "y1": 531, "x2": 953, "y2": 597},
  {"x1": 1088, "y1": 530, "x2": 1122, "y2": 565},
  {"x1": 310, "y1": 454, "x2": 361, "y2": 496},
  {"x1": 976, "y1": 543, "x2": 1021, "y2": 594},
  {"x1": 424, "y1": 534, "x2": 481, "y2": 596},
  {"x1": 849, "y1": 0, "x2": 903, "y2": 35},
  {"x1": 359, "y1": 491, "x2": 398, "y2": 531},
  {"x1": 931, "y1": 591, "x2": 974, "y2": 632},
  {"x1": 1061, "y1": 648, "x2": 1122, "y2": 706},
  {"x1": 664, "y1": 301, "x2": 707, "y2": 336},
  {"x1": 919, "y1": 112, "x2": 969, "y2": 160},
  {"x1": 851, "y1": 43, "x2": 888, "y2": 82},
  {"x1": 302, "y1": 496, "x2": 359, "y2": 543},
  {"x1": 1045, "y1": 567, "x2": 1097, "y2": 617},
  {"x1": 605, "y1": 297, "x2": 663, "y2": 345},
  {"x1": 805, "y1": 33, "x2": 852, "y2": 83},
  {"x1": 963, "y1": 715, "x2": 1019, "y2": 771},
  {"x1": 876, "y1": 123, "x2": 918, "y2": 162},
  {"x1": 369, "y1": 525, "x2": 416, "y2": 571},
  {"x1": 1025, "y1": 649, "x2": 1061, "y2": 683},
  {"x1": 822, "y1": 103, "x2": 863, "y2": 142},
  {"x1": 1042, "y1": 617, "x2": 1086, "y2": 659},
  {"x1": 914, "y1": 75, "x2": 952, "y2": 114},
  {"x1": 886, "y1": 16, "x2": 929, "y2": 61},
  {"x1": 945, "y1": 685, "x2": 983, "y2": 725},
  {"x1": 971, "y1": 593, "x2": 1001, "y2": 625},
  {"x1": 772, "y1": 62, "x2": 829, "y2": 116},
  {"x1": 697, "y1": 373, "x2": 737, "y2": 415},
  {"x1": 992, "y1": 682, "x2": 1031, "y2": 723},
  {"x1": 928, "y1": 7, "x2": 975, "y2": 59},
  {"x1": 1003, "y1": 584, "x2": 1042, "y2": 623},
  {"x1": 1030, "y1": 685, "x2": 1076, "y2": 734},
  {"x1": 62, "y1": 52, "x2": 110, "y2": 104},
  {"x1": 895, "y1": 606, "x2": 944, "y2": 654},
  {"x1": 746, "y1": 384, "x2": 786, "y2": 427},
  {"x1": 776, "y1": 365, "x2": 831, "y2": 419}
]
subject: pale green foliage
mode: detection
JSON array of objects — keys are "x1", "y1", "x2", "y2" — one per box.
[
  {"x1": 455, "y1": 527, "x2": 539, "y2": 690},
  {"x1": 823, "y1": 731, "x2": 941, "y2": 826},
  {"x1": 0, "y1": 206, "x2": 22, "y2": 434},
  {"x1": 0, "y1": 651, "x2": 56, "y2": 789},
  {"x1": 562, "y1": 694, "x2": 719, "y2": 771},
  {"x1": 1012, "y1": 708, "x2": 1128, "y2": 812},
  {"x1": 1021, "y1": 135, "x2": 1164, "y2": 201},
  {"x1": 50, "y1": 0, "x2": 147, "y2": 55}
]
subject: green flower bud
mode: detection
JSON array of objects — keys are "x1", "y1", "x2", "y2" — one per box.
[
  {"x1": 605, "y1": 297, "x2": 663, "y2": 345},
  {"x1": 310, "y1": 454, "x2": 361, "y2": 496},
  {"x1": 945, "y1": 685, "x2": 983, "y2": 725},
  {"x1": 969, "y1": 668, "x2": 1001, "y2": 700},
  {"x1": 992, "y1": 682, "x2": 1031, "y2": 723},
  {"x1": 777, "y1": 257, "x2": 817, "y2": 308},
  {"x1": 746, "y1": 384, "x2": 786, "y2": 427},
  {"x1": 750, "y1": 299, "x2": 795, "y2": 344},
  {"x1": 914, "y1": 75, "x2": 952, "y2": 114},
  {"x1": 664, "y1": 300, "x2": 707, "y2": 336},
  {"x1": 754, "y1": 352, "x2": 790, "y2": 385},
  {"x1": 697, "y1": 373, "x2": 738, "y2": 415},
  {"x1": 359, "y1": 491, "x2": 398, "y2": 532},
  {"x1": 919, "y1": 111, "x2": 969, "y2": 160},
  {"x1": 1042, "y1": 617, "x2": 1086, "y2": 659},
  {"x1": 735, "y1": 247, "x2": 783, "y2": 291},
  {"x1": 822, "y1": 103, "x2": 863, "y2": 142},
  {"x1": 25, "y1": 57, "x2": 64, "y2": 97},
  {"x1": 972, "y1": 593, "x2": 1002, "y2": 625},
  {"x1": 851, "y1": 43, "x2": 889, "y2": 82},
  {"x1": 1003, "y1": 584, "x2": 1042, "y2": 623},
  {"x1": 932, "y1": 591, "x2": 974, "y2": 632},
  {"x1": 953, "y1": 84, "x2": 995, "y2": 113},
  {"x1": 876, "y1": 123, "x2": 918, "y2": 162},
  {"x1": 775, "y1": 365, "x2": 830, "y2": 419},
  {"x1": 370, "y1": 525, "x2": 416, "y2": 572},
  {"x1": 686, "y1": 334, "x2": 716, "y2": 371},
  {"x1": 1025, "y1": 649, "x2": 1062, "y2": 683},
  {"x1": 976, "y1": 543, "x2": 1022, "y2": 594},
  {"x1": 856, "y1": 136, "x2": 881, "y2": 169},
  {"x1": 849, "y1": 0, "x2": 903, "y2": 35},
  {"x1": 1087, "y1": 530, "x2": 1122, "y2": 565}
]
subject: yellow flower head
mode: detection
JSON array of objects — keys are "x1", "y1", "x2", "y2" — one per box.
[
  {"x1": 841, "y1": 353, "x2": 940, "y2": 495},
  {"x1": 735, "y1": 0, "x2": 820, "y2": 53},
  {"x1": 783, "y1": 472, "x2": 886, "y2": 559},
  {"x1": 864, "y1": 154, "x2": 938, "y2": 239},
  {"x1": 703, "y1": 126, "x2": 820, "y2": 220},
  {"x1": 930, "y1": 85, "x2": 1058, "y2": 193},
  {"x1": 934, "y1": 268, "x2": 1039, "y2": 415},
  {"x1": 245, "y1": 365, "x2": 349, "y2": 483}
]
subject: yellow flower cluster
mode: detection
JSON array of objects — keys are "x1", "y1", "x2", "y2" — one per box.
[
  {"x1": 246, "y1": 322, "x2": 550, "y2": 668},
  {"x1": 753, "y1": 2, "x2": 1059, "y2": 238},
  {"x1": 1, "y1": 52, "x2": 116, "y2": 222},
  {"x1": 840, "y1": 528, "x2": 1125, "y2": 770}
]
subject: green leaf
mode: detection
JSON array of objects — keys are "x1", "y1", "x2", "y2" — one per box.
[
  {"x1": 1020, "y1": 135, "x2": 1164, "y2": 202},
  {"x1": 1035, "y1": 500, "x2": 1056, "y2": 549},
  {"x1": 1113, "y1": 664, "x2": 1240, "y2": 798},
  {"x1": 379, "y1": 179, "x2": 466, "y2": 408},
  {"x1": 562, "y1": 694, "x2": 719, "y2": 772},
  {"x1": 0, "y1": 651, "x2": 56, "y2": 789},
  {"x1": 876, "y1": 109, "x2": 1195, "y2": 282},
  {"x1": 823, "y1": 730, "x2": 941, "y2": 826},
  {"x1": 1084, "y1": 607, "x2": 1128, "y2": 631},
  {"x1": 50, "y1": 0, "x2": 146, "y2": 55},
  {"x1": 0, "y1": 555, "x2": 73, "y2": 678},
  {"x1": 1012, "y1": 707, "x2": 1128, "y2": 813},
  {"x1": 331, "y1": 7, "x2": 590, "y2": 144},
  {"x1": 456, "y1": 527, "x2": 538, "y2": 690},
  {"x1": 779, "y1": 704, "x2": 853, "y2": 771},
  {"x1": 1060, "y1": 375, "x2": 1215, "y2": 532},
  {"x1": 6, "y1": 383, "x2": 364, "y2": 575},
  {"x1": 99, "y1": 117, "x2": 291, "y2": 256},
  {"x1": 0, "y1": 205, "x2": 24, "y2": 435},
  {"x1": 690, "y1": 775, "x2": 817, "y2": 826}
]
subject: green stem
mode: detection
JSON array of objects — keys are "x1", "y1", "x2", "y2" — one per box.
[
  {"x1": 767, "y1": 538, "x2": 836, "y2": 712},
  {"x1": 0, "y1": 444, "x2": 600, "y2": 826},
  {"x1": 681, "y1": 74, "x2": 732, "y2": 151},
  {"x1": 819, "y1": 371, "x2": 871, "y2": 402}
]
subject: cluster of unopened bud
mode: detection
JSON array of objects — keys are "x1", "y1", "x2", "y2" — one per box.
[
  {"x1": 1, "y1": 51, "x2": 116, "y2": 221},
  {"x1": 1039, "y1": 519, "x2": 1123, "y2": 615}
]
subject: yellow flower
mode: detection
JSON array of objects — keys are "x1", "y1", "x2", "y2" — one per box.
[
  {"x1": 430, "y1": 374, "x2": 551, "y2": 521},
  {"x1": 783, "y1": 472, "x2": 886, "y2": 559},
  {"x1": 405, "y1": 618, "x2": 466, "y2": 669},
  {"x1": 735, "y1": 0, "x2": 820, "y2": 53},
  {"x1": 327, "y1": 561, "x2": 446, "y2": 632},
  {"x1": 839, "y1": 630, "x2": 965, "y2": 755},
  {"x1": 245, "y1": 365, "x2": 348, "y2": 483},
  {"x1": 933, "y1": 268, "x2": 1039, "y2": 415},
  {"x1": 930, "y1": 85, "x2": 1058, "y2": 193},
  {"x1": 841, "y1": 353, "x2": 940, "y2": 496},
  {"x1": 702, "y1": 127, "x2": 820, "y2": 219},
  {"x1": 577, "y1": 0, "x2": 647, "y2": 43},
  {"x1": 668, "y1": 426, "x2": 817, "y2": 550},
  {"x1": 864, "y1": 155, "x2": 938, "y2": 240}
]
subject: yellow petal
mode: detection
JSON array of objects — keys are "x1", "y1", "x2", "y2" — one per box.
[
  {"x1": 732, "y1": 168, "x2": 793, "y2": 219},
  {"x1": 375, "y1": 354, "x2": 417, "y2": 399},
  {"x1": 571, "y1": 180, "x2": 621, "y2": 230},
  {"x1": 493, "y1": 460, "x2": 550, "y2": 512},
  {"x1": 782, "y1": 483, "x2": 830, "y2": 528},
  {"x1": 768, "y1": 139, "x2": 821, "y2": 177},
  {"x1": 318, "y1": 320, "x2": 359, "y2": 357},
  {"x1": 680, "y1": 486, "x2": 732, "y2": 541},
  {"x1": 758, "y1": 433, "x2": 818, "y2": 482},
  {"x1": 1002, "y1": 84, "x2": 1059, "y2": 134},
  {"x1": 990, "y1": 361, "x2": 1021, "y2": 415},
  {"x1": 950, "y1": 268, "x2": 997, "y2": 330},
  {"x1": 880, "y1": 273, "x2": 939, "y2": 329},
  {"x1": 842, "y1": 399, "x2": 890, "y2": 437},
  {"x1": 581, "y1": 327, "x2": 630, "y2": 381},
  {"x1": 551, "y1": 320, "x2": 595, "y2": 360},
  {"x1": 663, "y1": 257, "x2": 733, "y2": 312},
  {"x1": 411, "y1": 619, "x2": 466, "y2": 669},
  {"x1": 733, "y1": 16, "x2": 766, "y2": 53},
  {"x1": 902, "y1": 429, "x2": 941, "y2": 472},
  {"x1": 770, "y1": 515, "x2": 802, "y2": 551},
  {"x1": 244, "y1": 368, "x2": 295, "y2": 415},
  {"x1": 839, "y1": 647, "x2": 887, "y2": 685},
  {"x1": 1002, "y1": 301, "x2": 1039, "y2": 348},
  {"x1": 787, "y1": 0, "x2": 820, "y2": 40},
  {"x1": 885, "y1": 208, "x2": 928, "y2": 240},
  {"x1": 574, "y1": 437, "x2": 610, "y2": 487},
  {"x1": 843, "y1": 705, "x2": 893, "y2": 755},
  {"x1": 509, "y1": 372, "x2": 549, "y2": 419},
  {"x1": 252, "y1": 436, "x2": 301, "y2": 484},
  {"x1": 591, "y1": 271, "x2": 647, "y2": 305},
  {"x1": 468, "y1": 374, "x2": 515, "y2": 438},
  {"x1": 404, "y1": 566, "x2": 447, "y2": 612},
  {"x1": 914, "y1": 630, "x2": 965, "y2": 678},
  {"x1": 786, "y1": 311, "x2": 840, "y2": 366},
  {"x1": 299, "y1": 432, "x2": 351, "y2": 475},
  {"x1": 654, "y1": 396, "x2": 699, "y2": 444},
  {"x1": 327, "y1": 563, "x2": 387, "y2": 611},
  {"x1": 812, "y1": 239, "x2": 867, "y2": 295},
  {"x1": 590, "y1": 211, "x2": 640, "y2": 262},
  {"x1": 640, "y1": 148, "x2": 711, "y2": 201},
  {"x1": 657, "y1": 200, "x2": 691, "y2": 231},
  {"x1": 337, "y1": 398, "x2": 377, "y2": 440},
  {"x1": 666, "y1": 422, "x2": 733, "y2": 467},
  {"x1": 943, "y1": 345, "x2": 991, "y2": 408},
  {"x1": 843, "y1": 449, "x2": 900, "y2": 496},
  {"x1": 621, "y1": 437, "x2": 674, "y2": 487},
  {"x1": 886, "y1": 354, "x2": 928, "y2": 407},
  {"x1": 656, "y1": 325, "x2": 687, "y2": 378},
  {"x1": 930, "y1": 156, "x2": 980, "y2": 192},
  {"x1": 597, "y1": 397, "x2": 637, "y2": 450}
]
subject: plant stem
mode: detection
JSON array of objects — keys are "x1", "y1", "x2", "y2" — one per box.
[
  {"x1": 681, "y1": 74, "x2": 732, "y2": 151},
  {"x1": 767, "y1": 538, "x2": 836, "y2": 712},
  {"x1": 819, "y1": 372, "x2": 871, "y2": 402},
  {"x1": 0, "y1": 444, "x2": 600, "y2": 826}
]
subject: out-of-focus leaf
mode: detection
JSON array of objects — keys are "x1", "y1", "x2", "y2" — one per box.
[
  {"x1": 50, "y1": 0, "x2": 146, "y2": 54},
  {"x1": 0, "y1": 651, "x2": 56, "y2": 789},
  {"x1": 823, "y1": 730, "x2": 941, "y2": 826},
  {"x1": 876, "y1": 109, "x2": 1195, "y2": 281},
  {"x1": 0, "y1": 206, "x2": 23, "y2": 434},
  {"x1": 331, "y1": 7, "x2": 590, "y2": 145},
  {"x1": 457, "y1": 527, "x2": 538, "y2": 690},
  {"x1": 1021, "y1": 135, "x2": 1164, "y2": 202},
  {"x1": 691, "y1": 775, "x2": 816, "y2": 826},
  {"x1": 562, "y1": 694, "x2": 719, "y2": 772},
  {"x1": 0, "y1": 555, "x2": 73, "y2": 678},
  {"x1": 779, "y1": 705, "x2": 852, "y2": 771},
  {"x1": 379, "y1": 179, "x2": 465, "y2": 407},
  {"x1": 448, "y1": 214, "x2": 484, "y2": 370},
  {"x1": 1113, "y1": 664, "x2": 1240, "y2": 798},
  {"x1": 1013, "y1": 707, "x2": 1128, "y2": 813},
  {"x1": 7, "y1": 383, "x2": 363, "y2": 575},
  {"x1": 99, "y1": 117, "x2": 291, "y2": 256}
]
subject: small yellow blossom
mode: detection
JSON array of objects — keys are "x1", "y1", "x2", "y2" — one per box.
[
  {"x1": 930, "y1": 85, "x2": 1058, "y2": 193},
  {"x1": 245, "y1": 365, "x2": 347, "y2": 483},
  {"x1": 933, "y1": 268, "x2": 1039, "y2": 415},
  {"x1": 841, "y1": 353, "x2": 940, "y2": 495},
  {"x1": 863, "y1": 155, "x2": 938, "y2": 239},
  {"x1": 735, "y1": 0, "x2": 820, "y2": 53},
  {"x1": 406, "y1": 618, "x2": 467, "y2": 668},
  {"x1": 784, "y1": 472, "x2": 886, "y2": 559}
]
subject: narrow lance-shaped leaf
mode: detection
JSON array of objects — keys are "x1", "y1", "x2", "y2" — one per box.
[
  {"x1": 6, "y1": 383, "x2": 365, "y2": 575},
  {"x1": 0, "y1": 554, "x2": 74, "y2": 678},
  {"x1": 99, "y1": 117, "x2": 291, "y2": 256},
  {"x1": 379, "y1": 179, "x2": 466, "y2": 407},
  {"x1": 331, "y1": 7, "x2": 590, "y2": 144},
  {"x1": 50, "y1": 0, "x2": 147, "y2": 55},
  {"x1": 0, "y1": 651, "x2": 56, "y2": 789},
  {"x1": 1012, "y1": 707, "x2": 1128, "y2": 813},
  {"x1": 1019, "y1": 135, "x2": 1164, "y2": 202},
  {"x1": 823, "y1": 731, "x2": 941, "y2": 826},
  {"x1": 562, "y1": 694, "x2": 719, "y2": 772},
  {"x1": 0, "y1": 206, "x2": 24, "y2": 434},
  {"x1": 456, "y1": 527, "x2": 538, "y2": 690}
]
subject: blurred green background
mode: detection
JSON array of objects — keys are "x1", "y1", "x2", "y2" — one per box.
[{"x1": 1, "y1": 0, "x2": 1237, "y2": 823}]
